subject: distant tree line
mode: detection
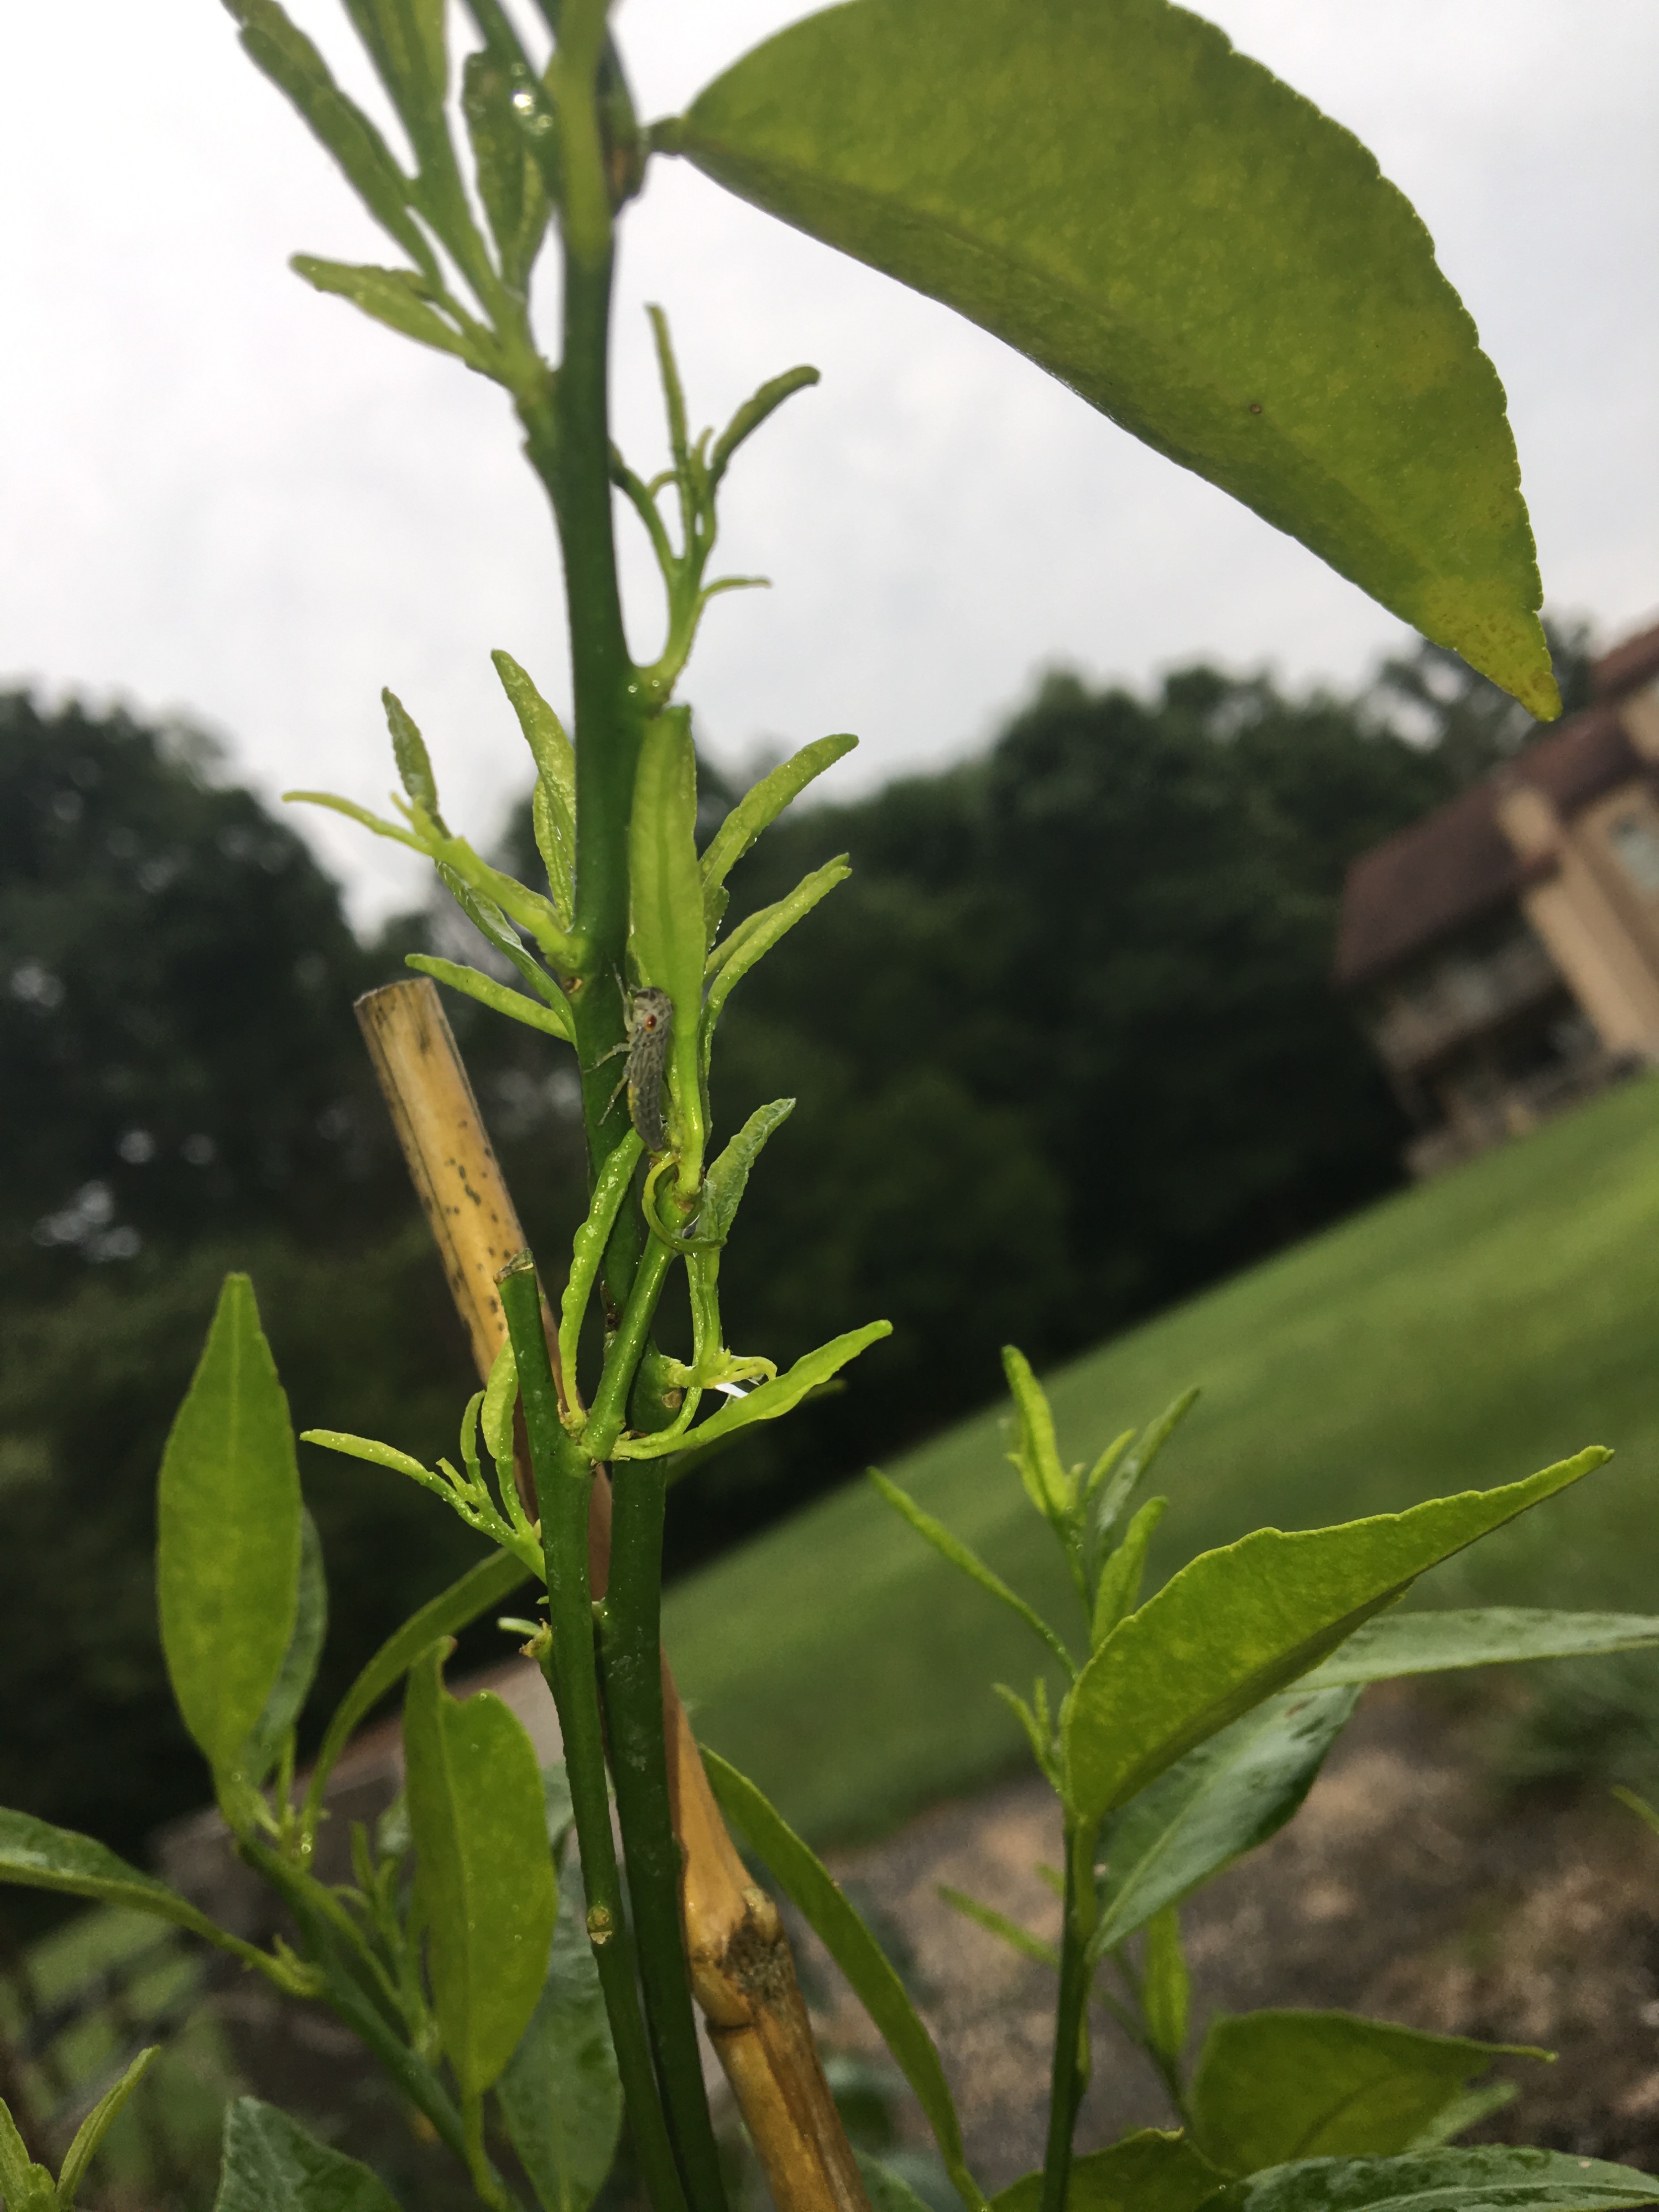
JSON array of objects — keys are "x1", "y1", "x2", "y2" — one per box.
[{"x1": 0, "y1": 627, "x2": 1593, "y2": 1864}]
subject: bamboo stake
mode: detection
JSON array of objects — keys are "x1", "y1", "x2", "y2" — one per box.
[{"x1": 356, "y1": 979, "x2": 869, "y2": 2212}]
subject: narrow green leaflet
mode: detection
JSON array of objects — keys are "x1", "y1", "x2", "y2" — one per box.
[
  {"x1": 859, "y1": 2158, "x2": 943, "y2": 2212},
  {"x1": 936, "y1": 1885, "x2": 1058, "y2": 1971},
  {"x1": 1003, "y1": 1347, "x2": 1074, "y2": 1528},
  {"x1": 291, "y1": 257, "x2": 484, "y2": 367},
  {"x1": 1298, "y1": 1608, "x2": 1659, "y2": 1689},
  {"x1": 1086, "y1": 1390, "x2": 1199, "y2": 1584},
  {"x1": 404, "y1": 1641, "x2": 559, "y2": 2096},
  {"x1": 700, "y1": 856, "x2": 851, "y2": 1066},
  {"x1": 383, "y1": 685, "x2": 442, "y2": 821},
  {"x1": 1063, "y1": 1447, "x2": 1609, "y2": 1825},
  {"x1": 699, "y1": 731, "x2": 857, "y2": 914},
  {"x1": 0, "y1": 1807, "x2": 283, "y2": 1976},
  {"x1": 493, "y1": 650, "x2": 576, "y2": 924},
  {"x1": 869, "y1": 1468, "x2": 1074, "y2": 1675},
  {"x1": 0, "y1": 2090, "x2": 52, "y2": 2212},
  {"x1": 1195, "y1": 2150, "x2": 1659, "y2": 2212},
  {"x1": 1190, "y1": 2012, "x2": 1543, "y2": 2173},
  {"x1": 57, "y1": 2048, "x2": 160, "y2": 2209},
  {"x1": 701, "y1": 1099, "x2": 796, "y2": 1245},
  {"x1": 303, "y1": 1550, "x2": 530, "y2": 1825},
  {"x1": 612, "y1": 1321, "x2": 890, "y2": 1460},
  {"x1": 405, "y1": 954, "x2": 574, "y2": 1041},
  {"x1": 629, "y1": 708, "x2": 708, "y2": 1177},
  {"x1": 702, "y1": 1749, "x2": 988, "y2": 2212},
  {"x1": 158, "y1": 1274, "x2": 302, "y2": 1777},
  {"x1": 220, "y1": 0, "x2": 436, "y2": 280},
  {"x1": 241, "y1": 1509, "x2": 328, "y2": 1787},
  {"x1": 666, "y1": 0, "x2": 1556, "y2": 715},
  {"x1": 212, "y1": 2096, "x2": 401, "y2": 2212},
  {"x1": 462, "y1": 50, "x2": 551, "y2": 293},
  {"x1": 993, "y1": 2131, "x2": 1224, "y2": 2212},
  {"x1": 1092, "y1": 1688, "x2": 1359, "y2": 1959},
  {"x1": 559, "y1": 1131, "x2": 644, "y2": 1400},
  {"x1": 1092, "y1": 1496, "x2": 1167, "y2": 1647},
  {"x1": 497, "y1": 1874, "x2": 623, "y2": 2212}
]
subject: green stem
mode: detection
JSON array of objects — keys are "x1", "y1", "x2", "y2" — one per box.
[
  {"x1": 601, "y1": 1452, "x2": 728, "y2": 2212},
  {"x1": 586, "y1": 1235, "x2": 674, "y2": 1462},
  {"x1": 1040, "y1": 1819, "x2": 1099, "y2": 2212},
  {"x1": 500, "y1": 1257, "x2": 688, "y2": 2212}
]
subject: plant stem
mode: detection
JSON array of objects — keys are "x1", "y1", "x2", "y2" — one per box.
[
  {"x1": 500, "y1": 1256, "x2": 688, "y2": 2212},
  {"x1": 586, "y1": 1234, "x2": 674, "y2": 1462},
  {"x1": 1040, "y1": 1819, "x2": 1099, "y2": 2212},
  {"x1": 602, "y1": 1452, "x2": 729, "y2": 2212}
]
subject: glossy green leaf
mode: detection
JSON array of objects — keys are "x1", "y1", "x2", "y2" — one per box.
[
  {"x1": 0, "y1": 1807, "x2": 275, "y2": 1970},
  {"x1": 1409, "y1": 2084, "x2": 1519, "y2": 2150},
  {"x1": 869, "y1": 1468, "x2": 1074, "y2": 1674},
  {"x1": 1091, "y1": 1687, "x2": 1359, "y2": 1960},
  {"x1": 291, "y1": 257, "x2": 482, "y2": 367},
  {"x1": 629, "y1": 707, "x2": 708, "y2": 1177},
  {"x1": 936, "y1": 1885, "x2": 1058, "y2": 1971},
  {"x1": 481, "y1": 1338, "x2": 518, "y2": 1470},
  {"x1": 340, "y1": 0, "x2": 450, "y2": 182},
  {"x1": 993, "y1": 2131, "x2": 1224, "y2": 2212},
  {"x1": 1142, "y1": 1906, "x2": 1190, "y2": 2072},
  {"x1": 493, "y1": 651, "x2": 576, "y2": 924},
  {"x1": 699, "y1": 731, "x2": 857, "y2": 930},
  {"x1": 462, "y1": 50, "x2": 552, "y2": 293},
  {"x1": 303, "y1": 1550, "x2": 530, "y2": 1826},
  {"x1": 1196, "y1": 2150, "x2": 1659, "y2": 2212},
  {"x1": 220, "y1": 0, "x2": 436, "y2": 280},
  {"x1": 701, "y1": 1098, "x2": 795, "y2": 1245},
  {"x1": 1063, "y1": 1447, "x2": 1609, "y2": 1826},
  {"x1": 1003, "y1": 1345, "x2": 1074, "y2": 1528},
  {"x1": 241, "y1": 1509, "x2": 328, "y2": 1787},
  {"x1": 430, "y1": 864, "x2": 573, "y2": 1010},
  {"x1": 213, "y1": 2096, "x2": 401, "y2": 2212},
  {"x1": 1091, "y1": 1496, "x2": 1166, "y2": 1647},
  {"x1": 58, "y1": 2048, "x2": 160, "y2": 2209},
  {"x1": 405, "y1": 954, "x2": 573, "y2": 1041},
  {"x1": 404, "y1": 1641, "x2": 559, "y2": 2096},
  {"x1": 667, "y1": 0, "x2": 1556, "y2": 716},
  {"x1": 1191, "y1": 2012, "x2": 1542, "y2": 2173},
  {"x1": 1299, "y1": 1608, "x2": 1659, "y2": 1689},
  {"x1": 612, "y1": 1320, "x2": 890, "y2": 1460},
  {"x1": 702, "y1": 1749, "x2": 988, "y2": 2212},
  {"x1": 158, "y1": 1274, "x2": 301, "y2": 1777},
  {"x1": 497, "y1": 1871, "x2": 623, "y2": 2212}
]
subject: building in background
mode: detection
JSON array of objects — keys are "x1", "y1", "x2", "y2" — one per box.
[{"x1": 1335, "y1": 621, "x2": 1659, "y2": 1177}]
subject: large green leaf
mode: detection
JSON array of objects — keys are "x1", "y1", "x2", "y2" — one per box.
[
  {"x1": 1092, "y1": 1688, "x2": 1358, "y2": 1959},
  {"x1": 242, "y1": 1509, "x2": 328, "y2": 1787},
  {"x1": 702, "y1": 1749, "x2": 987, "y2": 2212},
  {"x1": 304, "y1": 1550, "x2": 530, "y2": 1827},
  {"x1": 1189, "y1": 2012, "x2": 1542, "y2": 2174},
  {"x1": 1195, "y1": 2150, "x2": 1659, "y2": 2212},
  {"x1": 1063, "y1": 1448, "x2": 1608, "y2": 1826},
  {"x1": 497, "y1": 1871, "x2": 623, "y2": 2212},
  {"x1": 665, "y1": 0, "x2": 1555, "y2": 715},
  {"x1": 157, "y1": 1274, "x2": 301, "y2": 1778},
  {"x1": 404, "y1": 1642, "x2": 559, "y2": 2098},
  {"x1": 213, "y1": 2096, "x2": 400, "y2": 2212},
  {"x1": 993, "y1": 2131, "x2": 1224, "y2": 2212},
  {"x1": 0, "y1": 1807, "x2": 276, "y2": 1972},
  {"x1": 1300, "y1": 1608, "x2": 1659, "y2": 1689}
]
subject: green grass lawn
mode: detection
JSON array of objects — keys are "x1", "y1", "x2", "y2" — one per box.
[{"x1": 663, "y1": 1073, "x2": 1659, "y2": 1845}]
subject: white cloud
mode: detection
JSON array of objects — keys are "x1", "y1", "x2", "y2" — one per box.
[{"x1": 1, "y1": 2, "x2": 1653, "y2": 921}]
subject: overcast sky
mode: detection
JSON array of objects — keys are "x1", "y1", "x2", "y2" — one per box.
[{"x1": 3, "y1": 3, "x2": 1655, "y2": 922}]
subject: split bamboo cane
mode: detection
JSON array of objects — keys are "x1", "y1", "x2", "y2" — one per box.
[{"x1": 356, "y1": 978, "x2": 869, "y2": 2212}]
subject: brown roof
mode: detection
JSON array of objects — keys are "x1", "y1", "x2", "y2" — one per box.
[
  {"x1": 1593, "y1": 619, "x2": 1659, "y2": 702},
  {"x1": 1334, "y1": 703, "x2": 1646, "y2": 990}
]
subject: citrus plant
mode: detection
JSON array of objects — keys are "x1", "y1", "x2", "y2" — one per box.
[{"x1": 5, "y1": 2, "x2": 1659, "y2": 2210}]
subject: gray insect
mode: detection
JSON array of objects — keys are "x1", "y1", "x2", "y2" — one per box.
[{"x1": 612, "y1": 986, "x2": 673, "y2": 1154}]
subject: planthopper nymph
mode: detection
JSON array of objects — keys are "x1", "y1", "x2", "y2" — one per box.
[{"x1": 621, "y1": 986, "x2": 672, "y2": 1154}]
